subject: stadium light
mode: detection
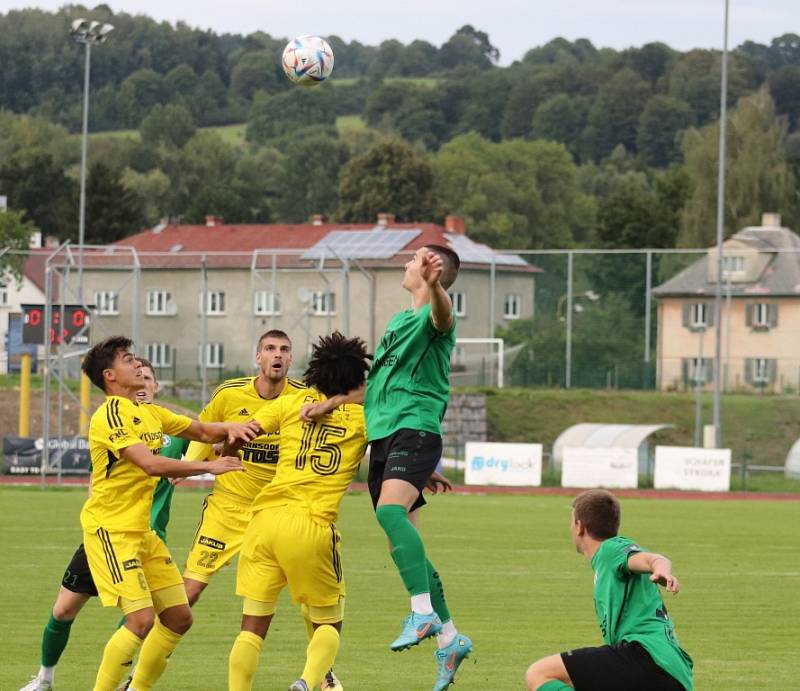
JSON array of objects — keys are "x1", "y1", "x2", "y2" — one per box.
[{"x1": 70, "y1": 18, "x2": 115, "y2": 301}]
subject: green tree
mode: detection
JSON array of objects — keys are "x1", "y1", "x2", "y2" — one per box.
[
  {"x1": 81, "y1": 162, "x2": 145, "y2": 244},
  {"x1": 337, "y1": 139, "x2": 435, "y2": 222},
  {"x1": 247, "y1": 87, "x2": 336, "y2": 143},
  {"x1": 140, "y1": 103, "x2": 197, "y2": 148},
  {"x1": 0, "y1": 209, "x2": 37, "y2": 283},
  {"x1": 637, "y1": 95, "x2": 695, "y2": 167},
  {"x1": 431, "y1": 132, "x2": 594, "y2": 248},
  {"x1": 768, "y1": 66, "x2": 800, "y2": 129},
  {"x1": 679, "y1": 90, "x2": 796, "y2": 246},
  {"x1": 439, "y1": 25, "x2": 499, "y2": 69},
  {"x1": 231, "y1": 50, "x2": 280, "y2": 100},
  {"x1": 530, "y1": 94, "x2": 590, "y2": 157},
  {"x1": 117, "y1": 69, "x2": 169, "y2": 128}
]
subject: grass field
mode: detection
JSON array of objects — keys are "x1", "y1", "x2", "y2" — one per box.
[{"x1": 3, "y1": 487, "x2": 798, "y2": 690}]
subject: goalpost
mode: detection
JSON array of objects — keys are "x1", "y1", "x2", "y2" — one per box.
[{"x1": 451, "y1": 337, "x2": 505, "y2": 388}]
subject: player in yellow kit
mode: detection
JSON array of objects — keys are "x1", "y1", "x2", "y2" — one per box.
[
  {"x1": 182, "y1": 330, "x2": 308, "y2": 604},
  {"x1": 227, "y1": 332, "x2": 370, "y2": 691},
  {"x1": 79, "y1": 336, "x2": 256, "y2": 691}
]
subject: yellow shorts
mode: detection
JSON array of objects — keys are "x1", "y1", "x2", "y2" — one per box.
[
  {"x1": 184, "y1": 491, "x2": 253, "y2": 583},
  {"x1": 237, "y1": 505, "x2": 345, "y2": 608},
  {"x1": 83, "y1": 528, "x2": 185, "y2": 609}
]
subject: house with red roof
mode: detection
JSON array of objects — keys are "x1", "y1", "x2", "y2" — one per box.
[{"x1": 77, "y1": 214, "x2": 539, "y2": 383}]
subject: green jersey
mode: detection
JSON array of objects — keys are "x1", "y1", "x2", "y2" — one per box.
[
  {"x1": 149, "y1": 433, "x2": 190, "y2": 541},
  {"x1": 591, "y1": 536, "x2": 694, "y2": 691},
  {"x1": 365, "y1": 303, "x2": 456, "y2": 441}
]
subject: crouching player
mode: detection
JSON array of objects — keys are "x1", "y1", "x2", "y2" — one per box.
[
  {"x1": 525, "y1": 489, "x2": 693, "y2": 691},
  {"x1": 227, "y1": 332, "x2": 370, "y2": 691},
  {"x1": 79, "y1": 337, "x2": 257, "y2": 691}
]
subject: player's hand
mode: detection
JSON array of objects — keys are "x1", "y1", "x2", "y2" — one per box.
[
  {"x1": 300, "y1": 401, "x2": 332, "y2": 422},
  {"x1": 650, "y1": 561, "x2": 680, "y2": 594},
  {"x1": 206, "y1": 456, "x2": 244, "y2": 475},
  {"x1": 225, "y1": 421, "x2": 260, "y2": 445},
  {"x1": 425, "y1": 470, "x2": 452, "y2": 494},
  {"x1": 420, "y1": 250, "x2": 444, "y2": 287},
  {"x1": 169, "y1": 477, "x2": 184, "y2": 486}
]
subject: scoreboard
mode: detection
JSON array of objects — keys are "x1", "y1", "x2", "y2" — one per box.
[{"x1": 21, "y1": 304, "x2": 91, "y2": 345}]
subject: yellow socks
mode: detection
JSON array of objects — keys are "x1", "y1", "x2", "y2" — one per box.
[
  {"x1": 129, "y1": 620, "x2": 182, "y2": 691},
  {"x1": 300, "y1": 625, "x2": 340, "y2": 689},
  {"x1": 228, "y1": 631, "x2": 264, "y2": 691},
  {"x1": 93, "y1": 626, "x2": 143, "y2": 691}
]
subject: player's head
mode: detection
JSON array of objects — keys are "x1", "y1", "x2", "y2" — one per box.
[
  {"x1": 402, "y1": 244, "x2": 460, "y2": 292},
  {"x1": 304, "y1": 331, "x2": 369, "y2": 397},
  {"x1": 135, "y1": 357, "x2": 159, "y2": 404},
  {"x1": 256, "y1": 329, "x2": 292, "y2": 382},
  {"x1": 571, "y1": 489, "x2": 621, "y2": 551},
  {"x1": 82, "y1": 336, "x2": 141, "y2": 393}
]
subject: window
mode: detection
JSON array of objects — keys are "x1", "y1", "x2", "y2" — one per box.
[
  {"x1": 746, "y1": 357, "x2": 776, "y2": 385},
  {"x1": 448, "y1": 291, "x2": 466, "y2": 317},
  {"x1": 145, "y1": 343, "x2": 172, "y2": 368},
  {"x1": 254, "y1": 291, "x2": 281, "y2": 316},
  {"x1": 198, "y1": 343, "x2": 224, "y2": 368},
  {"x1": 683, "y1": 302, "x2": 713, "y2": 331},
  {"x1": 199, "y1": 291, "x2": 226, "y2": 316},
  {"x1": 94, "y1": 290, "x2": 119, "y2": 315},
  {"x1": 146, "y1": 290, "x2": 175, "y2": 316},
  {"x1": 684, "y1": 357, "x2": 713, "y2": 384},
  {"x1": 504, "y1": 294, "x2": 521, "y2": 319},
  {"x1": 691, "y1": 303, "x2": 707, "y2": 328},
  {"x1": 0, "y1": 284, "x2": 8, "y2": 307},
  {"x1": 311, "y1": 291, "x2": 336, "y2": 316},
  {"x1": 722, "y1": 255, "x2": 745, "y2": 274},
  {"x1": 747, "y1": 302, "x2": 777, "y2": 330}
]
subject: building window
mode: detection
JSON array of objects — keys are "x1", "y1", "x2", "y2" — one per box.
[
  {"x1": 311, "y1": 291, "x2": 336, "y2": 316},
  {"x1": 449, "y1": 291, "x2": 466, "y2": 317},
  {"x1": 684, "y1": 357, "x2": 713, "y2": 384},
  {"x1": 254, "y1": 291, "x2": 281, "y2": 316},
  {"x1": 145, "y1": 343, "x2": 172, "y2": 368},
  {"x1": 504, "y1": 294, "x2": 521, "y2": 319},
  {"x1": 722, "y1": 255, "x2": 745, "y2": 275},
  {"x1": 198, "y1": 343, "x2": 224, "y2": 368},
  {"x1": 0, "y1": 284, "x2": 8, "y2": 307},
  {"x1": 746, "y1": 357, "x2": 776, "y2": 385},
  {"x1": 94, "y1": 290, "x2": 119, "y2": 315},
  {"x1": 691, "y1": 303, "x2": 707, "y2": 328},
  {"x1": 747, "y1": 302, "x2": 778, "y2": 330},
  {"x1": 199, "y1": 291, "x2": 226, "y2": 316},
  {"x1": 146, "y1": 290, "x2": 175, "y2": 316},
  {"x1": 683, "y1": 302, "x2": 714, "y2": 331}
]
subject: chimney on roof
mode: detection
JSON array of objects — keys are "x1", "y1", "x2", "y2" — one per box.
[
  {"x1": 761, "y1": 212, "x2": 781, "y2": 228},
  {"x1": 310, "y1": 214, "x2": 328, "y2": 226},
  {"x1": 205, "y1": 215, "x2": 224, "y2": 227},
  {"x1": 445, "y1": 215, "x2": 466, "y2": 235},
  {"x1": 376, "y1": 212, "x2": 395, "y2": 227}
]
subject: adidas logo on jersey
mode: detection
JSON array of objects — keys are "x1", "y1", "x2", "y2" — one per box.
[
  {"x1": 132, "y1": 417, "x2": 142, "y2": 425},
  {"x1": 239, "y1": 408, "x2": 250, "y2": 416}
]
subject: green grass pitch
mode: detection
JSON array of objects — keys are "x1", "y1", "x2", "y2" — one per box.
[{"x1": 3, "y1": 487, "x2": 797, "y2": 689}]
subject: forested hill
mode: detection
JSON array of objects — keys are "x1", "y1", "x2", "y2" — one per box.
[{"x1": 1, "y1": 6, "x2": 799, "y2": 251}]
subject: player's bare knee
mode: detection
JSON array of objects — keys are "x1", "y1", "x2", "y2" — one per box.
[
  {"x1": 125, "y1": 609, "x2": 155, "y2": 638},
  {"x1": 160, "y1": 604, "x2": 193, "y2": 634},
  {"x1": 52, "y1": 591, "x2": 87, "y2": 621},
  {"x1": 183, "y1": 578, "x2": 206, "y2": 606}
]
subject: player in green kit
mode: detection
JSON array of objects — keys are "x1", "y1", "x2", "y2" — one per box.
[
  {"x1": 302, "y1": 245, "x2": 471, "y2": 691},
  {"x1": 525, "y1": 489, "x2": 693, "y2": 691},
  {"x1": 19, "y1": 359, "x2": 188, "y2": 691}
]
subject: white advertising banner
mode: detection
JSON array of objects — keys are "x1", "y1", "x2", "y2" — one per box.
[
  {"x1": 654, "y1": 446, "x2": 731, "y2": 492},
  {"x1": 561, "y1": 447, "x2": 639, "y2": 489},
  {"x1": 465, "y1": 442, "x2": 542, "y2": 487}
]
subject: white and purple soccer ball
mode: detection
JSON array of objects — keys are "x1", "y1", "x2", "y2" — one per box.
[{"x1": 281, "y1": 35, "x2": 334, "y2": 86}]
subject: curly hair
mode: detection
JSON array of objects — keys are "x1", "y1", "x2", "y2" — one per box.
[{"x1": 304, "y1": 331, "x2": 370, "y2": 397}]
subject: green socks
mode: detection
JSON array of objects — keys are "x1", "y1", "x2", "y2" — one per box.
[
  {"x1": 537, "y1": 681, "x2": 572, "y2": 691},
  {"x1": 375, "y1": 504, "x2": 429, "y2": 596},
  {"x1": 427, "y1": 559, "x2": 451, "y2": 623},
  {"x1": 42, "y1": 613, "x2": 74, "y2": 667}
]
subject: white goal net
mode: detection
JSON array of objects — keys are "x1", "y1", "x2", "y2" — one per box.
[{"x1": 450, "y1": 337, "x2": 508, "y2": 388}]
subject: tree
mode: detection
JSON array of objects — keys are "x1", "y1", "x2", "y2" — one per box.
[
  {"x1": 117, "y1": 69, "x2": 169, "y2": 128},
  {"x1": 0, "y1": 209, "x2": 37, "y2": 284},
  {"x1": 247, "y1": 87, "x2": 336, "y2": 143},
  {"x1": 230, "y1": 50, "x2": 280, "y2": 100},
  {"x1": 140, "y1": 103, "x2": 196, "y2": 148},
  {"x1": 337, "y1": 139, "x2": 436, "y2": 222},
  {"x1": 82, "y1": 162, "x2": 146, "y2": 244},
  {"x1": 431, "y1": 132, "x2": 594, "y2": 249},
  {"x1": 439, "y1": 25, "x2": 499, "y2": 70},
  {"x1": 637, "y1": 95, "x2": 695, "y2": 167},
  {"x1": 623, "y1": 42, "x2": 675, "y2": 85},
  {"x1": 768, "y1": 66, "x2": 800, "y2": 129},
  {"x1": 523, "y1": 37, "x2": 599, "y2": 65},
  {"x1": 679, "y1": 90, "x2": 796, "y2": 246},
  {"x1": 530, "y1": 94, "x2": 590, "y2": 157}
]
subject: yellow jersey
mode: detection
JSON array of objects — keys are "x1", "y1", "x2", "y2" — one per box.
[
  {"x1": 250, "y1": 388, "x2": 367, "y2": 525},
  {"x1": 186, "y1": 376, "x2": 311, "y2": 502},
  {"x1": 81, "y1": 396, "x2": 192, "y2": 533}
]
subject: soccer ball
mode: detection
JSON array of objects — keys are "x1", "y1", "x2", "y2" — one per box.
[{"x1": 281, "y1": 35, "x2": 334, "y2": 86}]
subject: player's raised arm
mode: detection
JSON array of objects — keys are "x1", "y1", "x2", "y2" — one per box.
[
  {"x1": 121, "y1": 441, "x2": 243, "y2": 478},
  {"x1": 421, "y1": 250, "x2": 454, "y2": 332},
  {"x1": 299, "y1": 383, "x2": 365, "y2": 421},
  {"x1": 627, "y1": 552, "x2": 680, "y2": 594}
]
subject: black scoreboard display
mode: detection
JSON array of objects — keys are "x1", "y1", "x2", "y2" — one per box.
[{"x1": 21, "y1": 304, "x2": 91, "y2": 345}]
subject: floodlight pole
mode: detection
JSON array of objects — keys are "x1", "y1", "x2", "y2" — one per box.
[
  {"x1": 712, "y1": 0, "x2": 730, "y2": 448},
  {"x1": 76, "y1": 40, "x2": 91, "y2": 301}
]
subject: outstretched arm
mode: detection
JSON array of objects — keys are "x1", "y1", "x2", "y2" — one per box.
[
  {"x1": 299, "y1": 384, "x2": 365, "y2": 422},
  {"x1": 122, "y1": 442, "x2": 243, "y2": 478},
  {"x1": 181, "y1": 419, "x2": 260, "y2": 445},
  {"x1": 420, "y1": 250, "x2": 453, "y2": 332},
  {"x1": 628, "y1": 552, "x2": 680, "y2": 594}
]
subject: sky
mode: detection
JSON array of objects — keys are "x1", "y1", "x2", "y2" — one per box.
[{"x1": 2, "y1": 1, "x2": 798, "y2": 65}]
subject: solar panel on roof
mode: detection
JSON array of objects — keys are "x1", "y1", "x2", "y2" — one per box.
[
  {"x1": 302, "y1": 228, "x2": 421, "y2": 260},
  {"x1": 444, "y1": 233, "x2": 528, "y2": 266}
]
